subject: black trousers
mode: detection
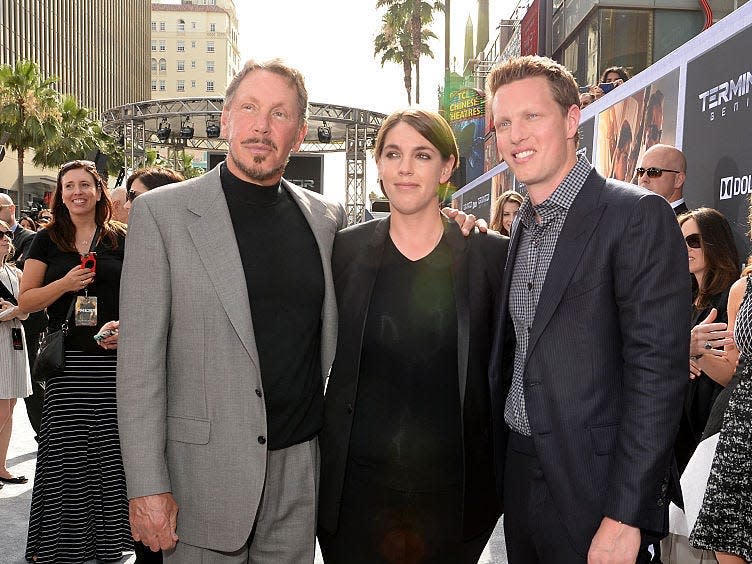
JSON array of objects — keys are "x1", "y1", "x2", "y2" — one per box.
[{"x1": 503, "y1": 431, "x2": 656, "y2": 564}]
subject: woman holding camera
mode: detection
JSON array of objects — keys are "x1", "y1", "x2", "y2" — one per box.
[
  {"x1": 0, "y1": 219, "x2": 31, "y2": 488},
  {"x1": 19, "y1": 160, "x2": 130, "y2": 563}
]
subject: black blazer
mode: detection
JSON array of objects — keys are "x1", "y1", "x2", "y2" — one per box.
[
  {"x1": 489, "y1": 170, "x2": 691, "y2": 554},
  {"x1": 318, "y1": 217, "x2": 509, "y2": 540}
]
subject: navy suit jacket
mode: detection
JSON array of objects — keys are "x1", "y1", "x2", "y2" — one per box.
[{"x1": 489, "y1": 169, "x2": 690, "y2": 554}]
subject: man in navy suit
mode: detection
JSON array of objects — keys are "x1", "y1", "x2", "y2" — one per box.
[{"x1": 487, "y1": 56, "x2": 690, "y2": 563}]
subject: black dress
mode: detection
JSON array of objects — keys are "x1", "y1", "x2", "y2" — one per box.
[
  {"x1": 25, "y1": 229, "x2": 132, "y2": 563},
  {"x1": 690, "y1": 277, "x2": 752, "y2": 559}
]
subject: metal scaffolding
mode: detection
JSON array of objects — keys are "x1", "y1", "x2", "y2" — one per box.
[{"x1": 101, "y1": 97, "x2": 385, "y2": 223}]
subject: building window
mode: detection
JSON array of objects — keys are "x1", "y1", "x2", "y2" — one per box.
[
  {"x1": 177, "y1": 40, "x2": 185, "y2": 52},
  {"x1": 159, "y1": 21, "x2": 166, "y2": 32},
  {"x1": 206, "y1": 61, "x2": 215, "y2": 73},
  {"x1": 151, "y1": 80, "x2": 157, "y2": 91},
  {"x1": 151, "y1": 21, "x2": 157, "y2": 32},
  {"x1": 159, "y1": 80, "x2": 166, "y2": 92},
  {"x1": 191, "y1": 80, "x2": 196, "y2": 88},
  {"x1": 159, "y1": 40, "x2": 166, "y2": 52},
  {"x1": 192, "y1": 21, "x2": 197, "y2": 29},
  {"x1": 151, "y1": 40, "x2": 157, "y2": 52},
  {"x1": 191, "y1": 60, "x2": 196, "y2": 69},
  {"x1": 151, "y1": 58, "x2": 157, "y2": 72},
  {"x1": 209, "y1": 23, "x2": 216, "y2": 32},
  {"x1": 177, "y1": 80, "x2": 185, "y2": 93},
  {"x1": 159, "y1": 58, "x2": 167, "y2": 72},
  {"x1": 191, "y1": 41, "x2": 197, "y2": 48},
  {"x1": 177, "y1": 60, "x2": 185, "y2": 72},
  {"x1": 177, "y1": 19, "x2": 185, "y2": 32},
  {"x1": 206, "y1": 81, "x2": 215, "y2": 92},
  {"x1": 207, "y1": 41, "x2": 214, "y2": 53}
]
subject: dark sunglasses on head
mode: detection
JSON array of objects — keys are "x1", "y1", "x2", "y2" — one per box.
[
  {"x1": 60, "y1": 159, "x2": 96, "y2": 172},
  {"x1": 0, "y1": 230, "x2": 13, "y2": 240},
  {"x1": 127, "y1": 189, "x2": 141, "y2": 202},
  {"x1": 685, "y1": 233, "x2": 702, "y2": 249},
  {"x1": 636, "y1": 167, "x2": 681, "y2": 178}
]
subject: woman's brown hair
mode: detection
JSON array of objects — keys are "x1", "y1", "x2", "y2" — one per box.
[
  {"x1": 47, "y1": 160, "x2": 126, "y2": 253},
  {"x1": 678, "y1": 208, "x2": 740, "y2": 309},
  {"x1": 490, "y1": 190, "x2": 524, "y2": 235}
]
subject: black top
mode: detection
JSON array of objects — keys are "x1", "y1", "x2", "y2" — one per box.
[
  {"x1": 26, "y1": 228, "x2": 124, "y2": 354},
  {"x1": 221, "y1": 164, "x2": 325, "y2": 451},
  {"x1": 348, "y1": 236, "x2": 461, "y2": 491}
]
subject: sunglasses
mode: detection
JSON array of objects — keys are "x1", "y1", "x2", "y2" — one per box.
[
  {"x1": 636, "y1": 167, "x2": 681, "y2": 178},
  {"x1": 685, "y1": 233, "x2": 702, "y2": 249},
  {"x1": 127, "y1": 189, "x2": 142, "y2": 202},
  {"x1": 60, "y1": 159, "x2": 96, "y2": 172},
  {"x1": 0, "y1": 230, "x2": 13, "y2": 240}
]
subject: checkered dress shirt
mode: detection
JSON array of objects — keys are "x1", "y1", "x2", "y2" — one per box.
[{"x1": 504, "y1": 156, "x2": 593, "y2": 435}]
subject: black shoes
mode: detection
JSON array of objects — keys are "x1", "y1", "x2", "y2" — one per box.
[{"x1": 0, "y1": 475, "x2": 28, "y2": 484}]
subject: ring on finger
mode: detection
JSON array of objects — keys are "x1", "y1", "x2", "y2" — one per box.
[{"x1": 704, "y1": 340, "x2": 713, "y2": 350}]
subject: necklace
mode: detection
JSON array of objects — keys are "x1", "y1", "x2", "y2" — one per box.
[{"x1": 76, "y1": 228, "x2": 97, "y2": 251}]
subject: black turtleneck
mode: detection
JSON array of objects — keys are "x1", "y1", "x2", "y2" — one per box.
[{"x1": 221, "y1": 163, "x2": 325, "y2": 450}]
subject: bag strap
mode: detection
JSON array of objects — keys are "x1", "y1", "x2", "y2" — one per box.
[{"x1": 61, "y1": 226, "x2": 101, "y2": 334}]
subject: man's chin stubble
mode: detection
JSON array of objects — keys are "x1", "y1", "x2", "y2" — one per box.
[{"x1": 229, "y1": 151, "x2": 286, "y2": 184}]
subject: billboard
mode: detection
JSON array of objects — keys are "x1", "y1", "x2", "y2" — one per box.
[{"x1": 452, "y1": 2, "x2": 752, "y2": 258}]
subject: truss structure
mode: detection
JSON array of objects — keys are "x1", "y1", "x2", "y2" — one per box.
[{"x1": 102, "y1": 97, "x2": 385, "y2": 223}]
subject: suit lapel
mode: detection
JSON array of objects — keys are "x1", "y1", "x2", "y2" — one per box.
[
  {"x1": 526, "y1": 173, "x2": 607, "y2": 360},
  {"x1": 445, "y1": 223, "x2": 470, "y2": 408},
  {"x1": 185, "y1": 168, "x2": 260, "y2": 370}
]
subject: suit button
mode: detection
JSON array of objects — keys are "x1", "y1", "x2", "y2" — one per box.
[
  {"x1": 657, "y1": 498, "x2": 664, "y2": 507},
  {"x1": 255, "y1": 389, "x2": 262, "y2": 398},
  {"x1": 346, "y1": 403, "x2": 353, "y2": 414},
  {"x1": 257, "y1": 436, "x2": 266, "y2": 445}
]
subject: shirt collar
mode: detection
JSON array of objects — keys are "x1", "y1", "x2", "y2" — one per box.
[{"x1": 517, "y1": 155, "x2": 592, "y2": 228}]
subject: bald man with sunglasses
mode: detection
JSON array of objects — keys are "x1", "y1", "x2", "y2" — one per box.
[{"x1": 637, "y1": 144, "x2": 688, "y2": 215}]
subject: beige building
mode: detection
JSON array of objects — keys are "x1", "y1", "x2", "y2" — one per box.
[
  {"x1": 151, "y1": 0, "x2": 240, "y2": 100},
  {"x1": 0, "y1": 0, "x2": 151, "y2": 208}
]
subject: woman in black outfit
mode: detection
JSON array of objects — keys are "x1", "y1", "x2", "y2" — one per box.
[
  {"x1": 318, "y1": 109, "x2": 509, "y2": 563},
  {"x1": 20, "y1": 160, "x2": 130, "y2": 563},
  {"x1": 676, "y1": 208, "x2": 740, "y2": 472}
]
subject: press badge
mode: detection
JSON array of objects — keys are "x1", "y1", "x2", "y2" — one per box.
[
  {"x1": 11, "y1": 327, "x2": 23, "y2": 350},
  {"x1": 75, "y1": 295, "x2": 98, "y2": 326}
]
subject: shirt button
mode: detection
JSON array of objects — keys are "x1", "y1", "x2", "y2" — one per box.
[
  {"x1": 257, "y1": 436, "x2": 266, "y2": 445},
  {"x1": 255, "y1": 389, "x2": 262, "y2": 398}
]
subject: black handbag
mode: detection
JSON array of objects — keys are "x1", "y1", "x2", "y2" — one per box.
[{"x1": 31, "y1": 297, "x2": 76, "y2": 384}]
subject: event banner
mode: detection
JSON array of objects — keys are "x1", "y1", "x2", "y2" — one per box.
[{"x1": 450, "y1": 1, "x2": 752, "y2": 258}]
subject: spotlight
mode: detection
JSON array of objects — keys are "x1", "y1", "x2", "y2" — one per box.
[
  {"x1": 179, "y1": 118, "x2": 194, "y2": 139},
  {"x1": 156, "y1": 118, "x2": 171, "y2": 142},
  {"x1": 206, "y1": 119, "x2": 220, "y2": 138},
  {"x1": 317, "y1": 121, "x2": 332, "y2": 143}
]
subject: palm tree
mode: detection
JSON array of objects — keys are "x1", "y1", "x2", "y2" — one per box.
[
  {"x1": 0, "y1": 60, "x2": 61, "y2": 207},
  {"x1": 374, "y1": 5, "x2": 415, "y2": 105},
  {"x1": 376, "y1": 0, "x2": 444, "y2": 104},
  {"x1": 32, "y1": 95, "x2": 99, "y2": 167}
]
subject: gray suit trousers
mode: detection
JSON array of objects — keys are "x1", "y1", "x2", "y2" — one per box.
[{"x1": 164, "y1": 437, "x2": 319, "y2": 564}]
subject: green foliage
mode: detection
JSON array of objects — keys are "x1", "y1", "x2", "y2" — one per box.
[{"x1": 0, "y1": 59, "x2": 121, "y2": 202}]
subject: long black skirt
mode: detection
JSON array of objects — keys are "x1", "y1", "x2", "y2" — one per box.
[{"x1": 26, "y1": 351, "x2": 132, "y2": 563}]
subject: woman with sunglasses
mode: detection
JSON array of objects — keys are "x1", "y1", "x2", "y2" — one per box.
[
  {"x1": 18, "y1": 160, "x2": 131, "y2": 563},
  {"x1": 689, "y1": 207, "x2": 752, "y2": 563},
  {"x1": 124, "y1": 166, "x2": 185, "y2": 214},
  {"x1": 0, "y1": 220, "x2": 32, "y2": 488},
  {"x1": 664, "y1": 209, "x2": 740, "y2": 561},
  {"x1": 317, "y1": 110, "x2": 507, "y2": 563}
]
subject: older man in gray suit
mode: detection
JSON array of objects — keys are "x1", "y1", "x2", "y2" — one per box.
[{"x1": 117, "y1": 60, "x2": 347, "y2": 562}]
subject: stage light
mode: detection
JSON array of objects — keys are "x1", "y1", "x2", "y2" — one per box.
[
  {"x1": 317, "y1": 121, "x2": 332, "y2": 143},
  {"x1": 206, "y1": 119, "x2": 220, "y2": 138},
  {"x1": 156, "y1": 118, "x2": 171, "y2": 142},
  {"x1": 179, "y1": 118, "x2": 194, "y2": 139}
]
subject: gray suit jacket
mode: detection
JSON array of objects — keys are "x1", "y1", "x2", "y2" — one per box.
[{"x1": 116, "y1": 166, "x2": 346, "y2": 551}]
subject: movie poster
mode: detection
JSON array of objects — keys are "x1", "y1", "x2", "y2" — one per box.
[{"x1": 595, "y1": 69, "x2": 680, "y2": 183}]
